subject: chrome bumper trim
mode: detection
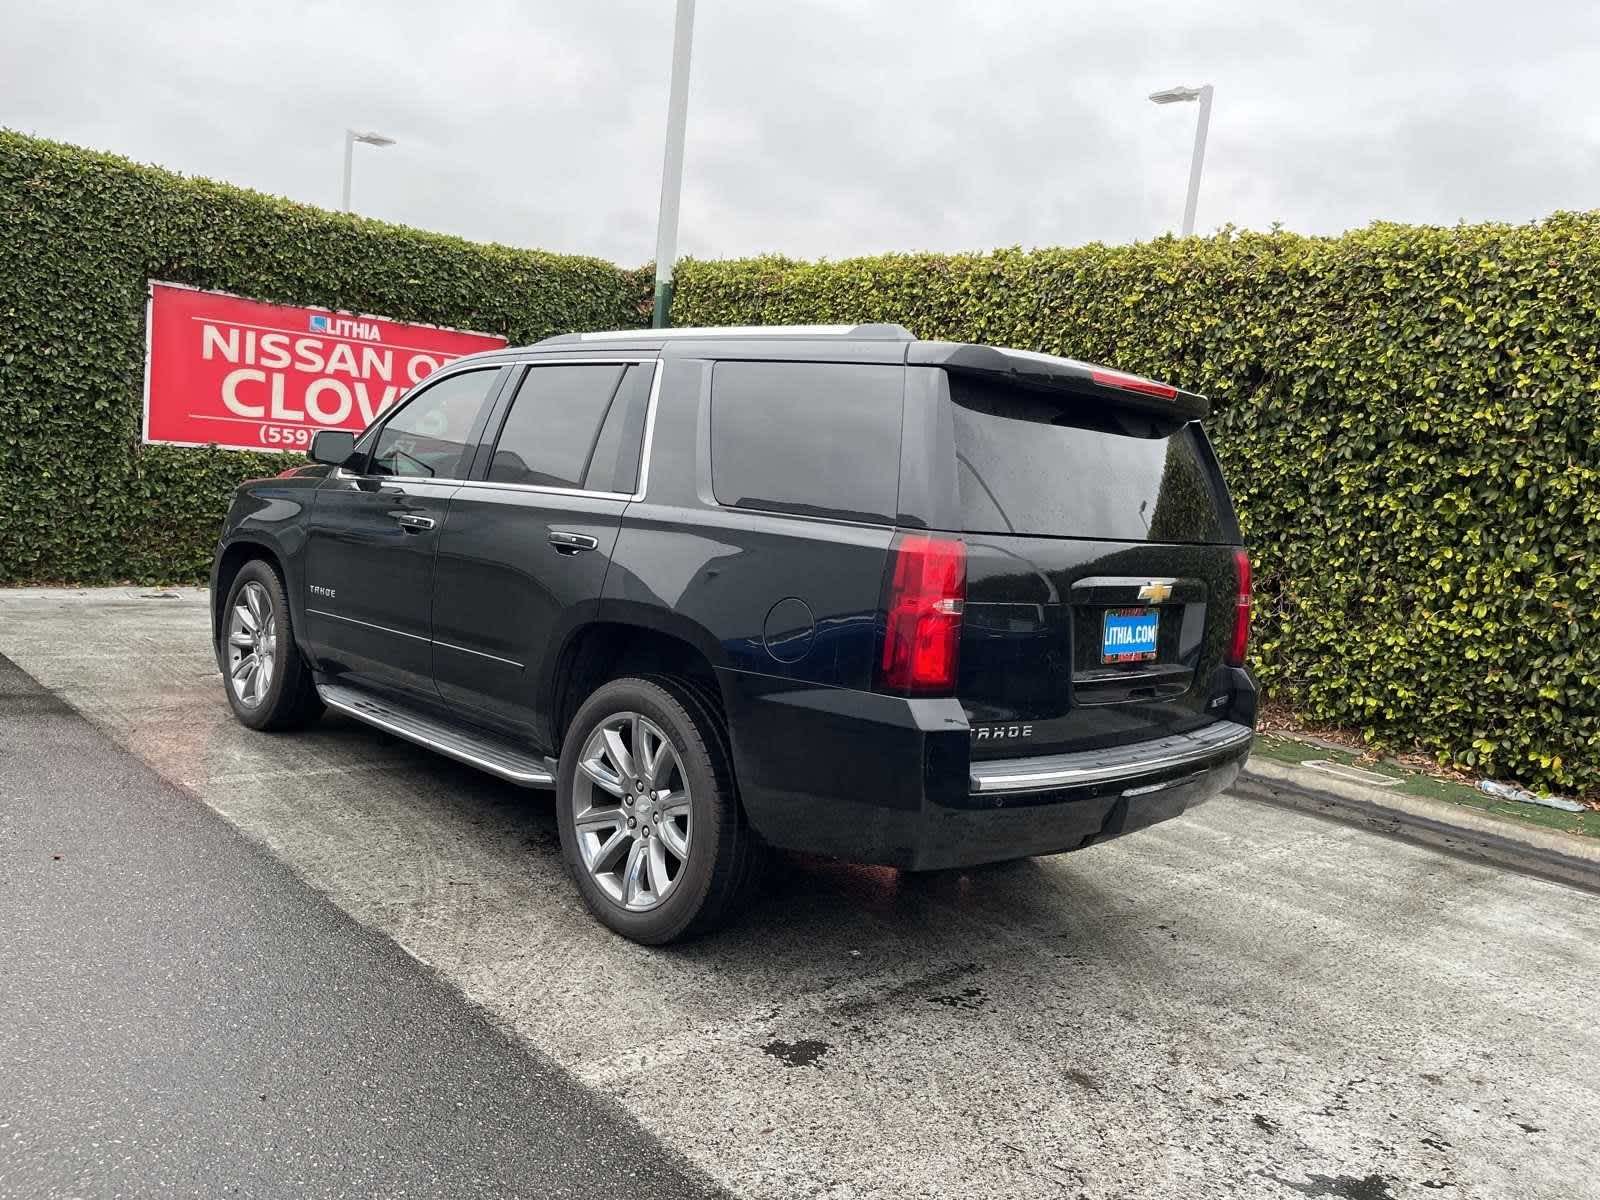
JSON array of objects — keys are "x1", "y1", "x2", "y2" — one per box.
[{"x1": 969, "y1": 721, "x2": 1253, "y2": 796}]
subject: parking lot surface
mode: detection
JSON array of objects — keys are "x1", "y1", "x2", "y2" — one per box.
[
  {"x1": 3, "y1": 588, "x2": 1597, "y2": 1200},
  {"x1": 0, "y1": 655, "x2": 718, "y2": 1200}
]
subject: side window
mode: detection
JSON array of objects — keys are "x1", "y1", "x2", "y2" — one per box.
[
  {"x1": 582, "y1": 363, "x2": 653, "y2": 494},
  {"x1": 370, "y1": 368, "x2": 499, "y2": 479},
  {"x1": 710, "y1": 361, "x2": 903, "y2": 523},
  {"x1": 487, "y1": 363, "x2": 640, "y2": 491}
]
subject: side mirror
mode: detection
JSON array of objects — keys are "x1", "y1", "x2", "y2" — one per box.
[{"x1": 308, "y1": 429, "x2": 357, "y2": 467}]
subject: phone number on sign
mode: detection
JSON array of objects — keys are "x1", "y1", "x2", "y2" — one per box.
[{"x1": 258, "y1": 424, "x2": 315, "y2": 448}]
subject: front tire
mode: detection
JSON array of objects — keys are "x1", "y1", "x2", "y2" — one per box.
[
  {"x1": 556, "y1": 676, "x2": 762, "y2": 944},
  {"x1": 221, "y1": 559, "x2": 323, "y2": 731}
]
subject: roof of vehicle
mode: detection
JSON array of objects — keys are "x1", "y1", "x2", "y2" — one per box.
[{"x1": 467, "y1": 323, "x2": 1208, "y2": 420}]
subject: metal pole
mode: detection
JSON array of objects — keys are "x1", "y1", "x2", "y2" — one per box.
[
  {"x1": 341, "y1": 129, "x2": 355, "y2": 212},
  {"x1": 652, "y1": 0, "x2": 696, "y2": 328},
  {"x1": 1180, "y1": 85, "x2": 1212, "y2": 237}
]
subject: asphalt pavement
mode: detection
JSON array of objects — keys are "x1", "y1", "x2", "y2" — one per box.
[
  {"x1": 0, "y1": 653, "x2": 719, "y2": 1200},
  {"x1": 2, "y1": 588, "x2": 1598, "y2": 1200}
]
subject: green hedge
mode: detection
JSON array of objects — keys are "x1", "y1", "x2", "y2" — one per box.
[
  {"x1": 673, "y1": 225, "x2": 1600, "y2": 791},
  {"x1": 4, "y1": 131, "x2": 1597, "y2": 791},
  {"x1": 0, "y1": 131, "x2": 650, "y2": 585}
]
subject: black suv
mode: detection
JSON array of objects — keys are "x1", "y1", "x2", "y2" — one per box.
[{"x1": 210, "y1": 323, "x2": 1255, "y2": 942}]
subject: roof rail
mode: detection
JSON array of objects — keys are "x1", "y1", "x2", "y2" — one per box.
[{"x1": 536, "y1": 322, "x2": 914, "y2": 345}]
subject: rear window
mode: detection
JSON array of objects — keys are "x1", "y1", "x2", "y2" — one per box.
[
  {"x1": 711, "y1": 361, "x2": 903, "y2": 524},
  {"x1": 948, "y1": 375, "x2": 1232, "y2": 542}
]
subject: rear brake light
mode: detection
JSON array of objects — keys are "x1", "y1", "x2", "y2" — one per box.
[
  {"x1": 1089, "y1": 366, "x2": 1179, "y2": 400},
  {"x1": 879, "y1": 533, "x2": 966, "y2": 694},
  {"x1": 1227, "y1": 549, "x2": 1251, "y2": 667}
]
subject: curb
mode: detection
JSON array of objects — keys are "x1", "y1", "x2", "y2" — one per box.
[{"x1": 1234, "y1": 757, "x2": 1600, "y2": 895}]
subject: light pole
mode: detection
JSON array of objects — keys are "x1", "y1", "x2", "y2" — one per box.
[
  {"x1": 1148, "y1": 84, "x2": 1213, "y2": 237},
  {"x1": 342, "y1": 129, "x2": 396, "y2": 213},
  {"x1": 651, "y1": 0, "x2": 696, "y2": 328}
]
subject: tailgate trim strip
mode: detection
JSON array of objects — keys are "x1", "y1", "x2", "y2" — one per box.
[{"x1": 970, "y1": 720, "x2": 1253, "y2": 795}]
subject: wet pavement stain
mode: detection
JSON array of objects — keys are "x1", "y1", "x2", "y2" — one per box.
[
  {"x1": 1270, "y1": 1173, "x2": 1397, "y2": 1200},
  {"x1": 762, "y1": 1038, "x2": 830, "y2": 1069},
  {"x1": 927, "y1": 985, "x2": 987, "y2": 1011},
  {"x1": 1063, "y1": 1068, "x2": 1103, "y2": 1093},
  {"x1": 828, "y1": 962, "x2": 982, "y2": 1018}
]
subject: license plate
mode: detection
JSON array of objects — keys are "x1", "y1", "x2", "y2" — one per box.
[{"x1": 1102, "y1": 608, "x2": 1159, "y2": 663}]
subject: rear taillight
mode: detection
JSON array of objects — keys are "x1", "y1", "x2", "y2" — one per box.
[
  {"x1": 1227, "y1": 548, "x2": 1251, "y2": 667},
  {"x1": 879, "y1": 533, "x2": 966, "y2": 694}
]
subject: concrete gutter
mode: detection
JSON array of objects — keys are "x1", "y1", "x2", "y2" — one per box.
[{"x1": 1234, "y1": 757, "x2": 1600, "y2": 895}]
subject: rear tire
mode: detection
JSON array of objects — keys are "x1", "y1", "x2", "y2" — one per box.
[
  {"x1": 220, "y1": 559, "x2": 323, "y2": 731},
  {"x1": 556, "y1": 675, "x2": 763, "y2": 944}
]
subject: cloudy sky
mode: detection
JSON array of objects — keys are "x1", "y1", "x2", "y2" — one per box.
[{"x1": 5, "y1": 1, "x2": 1598, "y2": 266}]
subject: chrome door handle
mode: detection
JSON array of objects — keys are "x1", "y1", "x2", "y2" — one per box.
[
  {"x1": 395, "y1": 513, "x2": 436, "y2": 532},
  {"x1": 548, "y1": 530, "x2": 599, "y2": 554}
]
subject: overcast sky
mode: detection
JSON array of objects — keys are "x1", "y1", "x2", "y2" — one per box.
[{"x1": 5, "y1": 1, "x2": 1598, "y2": 266}]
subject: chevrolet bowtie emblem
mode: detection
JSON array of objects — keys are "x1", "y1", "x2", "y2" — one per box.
[{"x1": 1137, "y1": 581, "x2": 1173, "y2": 605}]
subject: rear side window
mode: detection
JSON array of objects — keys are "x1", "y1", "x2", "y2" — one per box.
[
  {"x1": 582, "y1": 363, "x2": 653, "y2": 494},
  {"x1": 949, "y1": 374, "x2": 1232, "y2": 542},
  {"x1": 711, "y1": 361, "x2": 903, "y2": 524},
  {"x1": 488, "y1": 363, "x2": 631, "y2": 490}
]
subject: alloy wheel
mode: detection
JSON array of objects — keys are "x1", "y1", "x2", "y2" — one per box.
[
  {"x1": 571, "y1": 711, "x2": 693, "y2": 911},
  {"x1": 226, "y1": 581, "x2": 277, "y2": 708}
]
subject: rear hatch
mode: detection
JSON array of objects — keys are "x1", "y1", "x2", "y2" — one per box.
[{"x1": 927, "y1": 358, "x2": 1244, "y2": 760}]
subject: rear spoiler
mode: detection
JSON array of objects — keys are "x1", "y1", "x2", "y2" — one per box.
[{"x1": 907, "y1": 342, "x2": 1209, "y2": 423}]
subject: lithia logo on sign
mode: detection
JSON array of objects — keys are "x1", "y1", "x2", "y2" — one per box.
[
  {"x1": 973, "y1": 724, "x2": 1033, "y2": 742},
  {"x1": 309, "y1": 313, "x2": 383, "y2": 342}
]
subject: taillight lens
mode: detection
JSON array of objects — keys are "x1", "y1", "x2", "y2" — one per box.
[
  {"x1": 1227, "y1": 548, "x2": 1251, "y2": 667},
  {"x1": 879, "y1": 533, "x2": 966, "y2": 694},
  {"x1": 1089, "y1": 366, "x2": 1179, "y2": 400}
]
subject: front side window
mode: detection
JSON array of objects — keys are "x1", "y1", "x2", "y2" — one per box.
[
  {"x1": 369, "y1": 368, "x2": 499, "y2": 479},
  {"x1": 487, "y1": 363, "x2": 650, "y2": 491}
]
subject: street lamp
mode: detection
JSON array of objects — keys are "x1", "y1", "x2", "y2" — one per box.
[
  {"x1": 1148, "y1": 84, "x2": 1213, "y2": 237},
  {"x1": 342, "y1": 129, "x2": 396, "y2": 213},
  {"x1": 652, "y1": 0, "x2": 696, "y2": 327}
]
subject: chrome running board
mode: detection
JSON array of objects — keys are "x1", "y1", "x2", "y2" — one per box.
[
  {"x1": 970, "y1": 720, "x2": 1253, "y2": 796},
  {"x1": 316, "y1": 682, "x2": 556, "y2": 788}
]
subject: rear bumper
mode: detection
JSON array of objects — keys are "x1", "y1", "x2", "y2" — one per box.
[
  {"x1": 917, "y1": 730, "x2": 1248, "y2": 870},
  {"x1": 719, "y1": 668, "x2": 1255, "y2": 870},
  {"x1": 969, "y1": 720, "x2": 1252, "y2": 794}
]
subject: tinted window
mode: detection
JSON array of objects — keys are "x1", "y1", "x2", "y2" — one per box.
[
  {"x1": 711, "y1": 362, "x2": 903, "y2": 523},
  {"x1": 949, "y1": 374, "x2": 1230, "y2": 542},
  {"x1": 370, "y1": 368, "x2": 499, "y2": 478},
  {"x1": 582, "y1": 363, "x2": 653, "y2": 494},
  {"x1": 488, "y1": 364, "x2": 626, "y2": 489}
]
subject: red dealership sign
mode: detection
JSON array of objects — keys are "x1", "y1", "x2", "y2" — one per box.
[{"x1": 142, "y1": 281, "x2": 508, "y2": 452}]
